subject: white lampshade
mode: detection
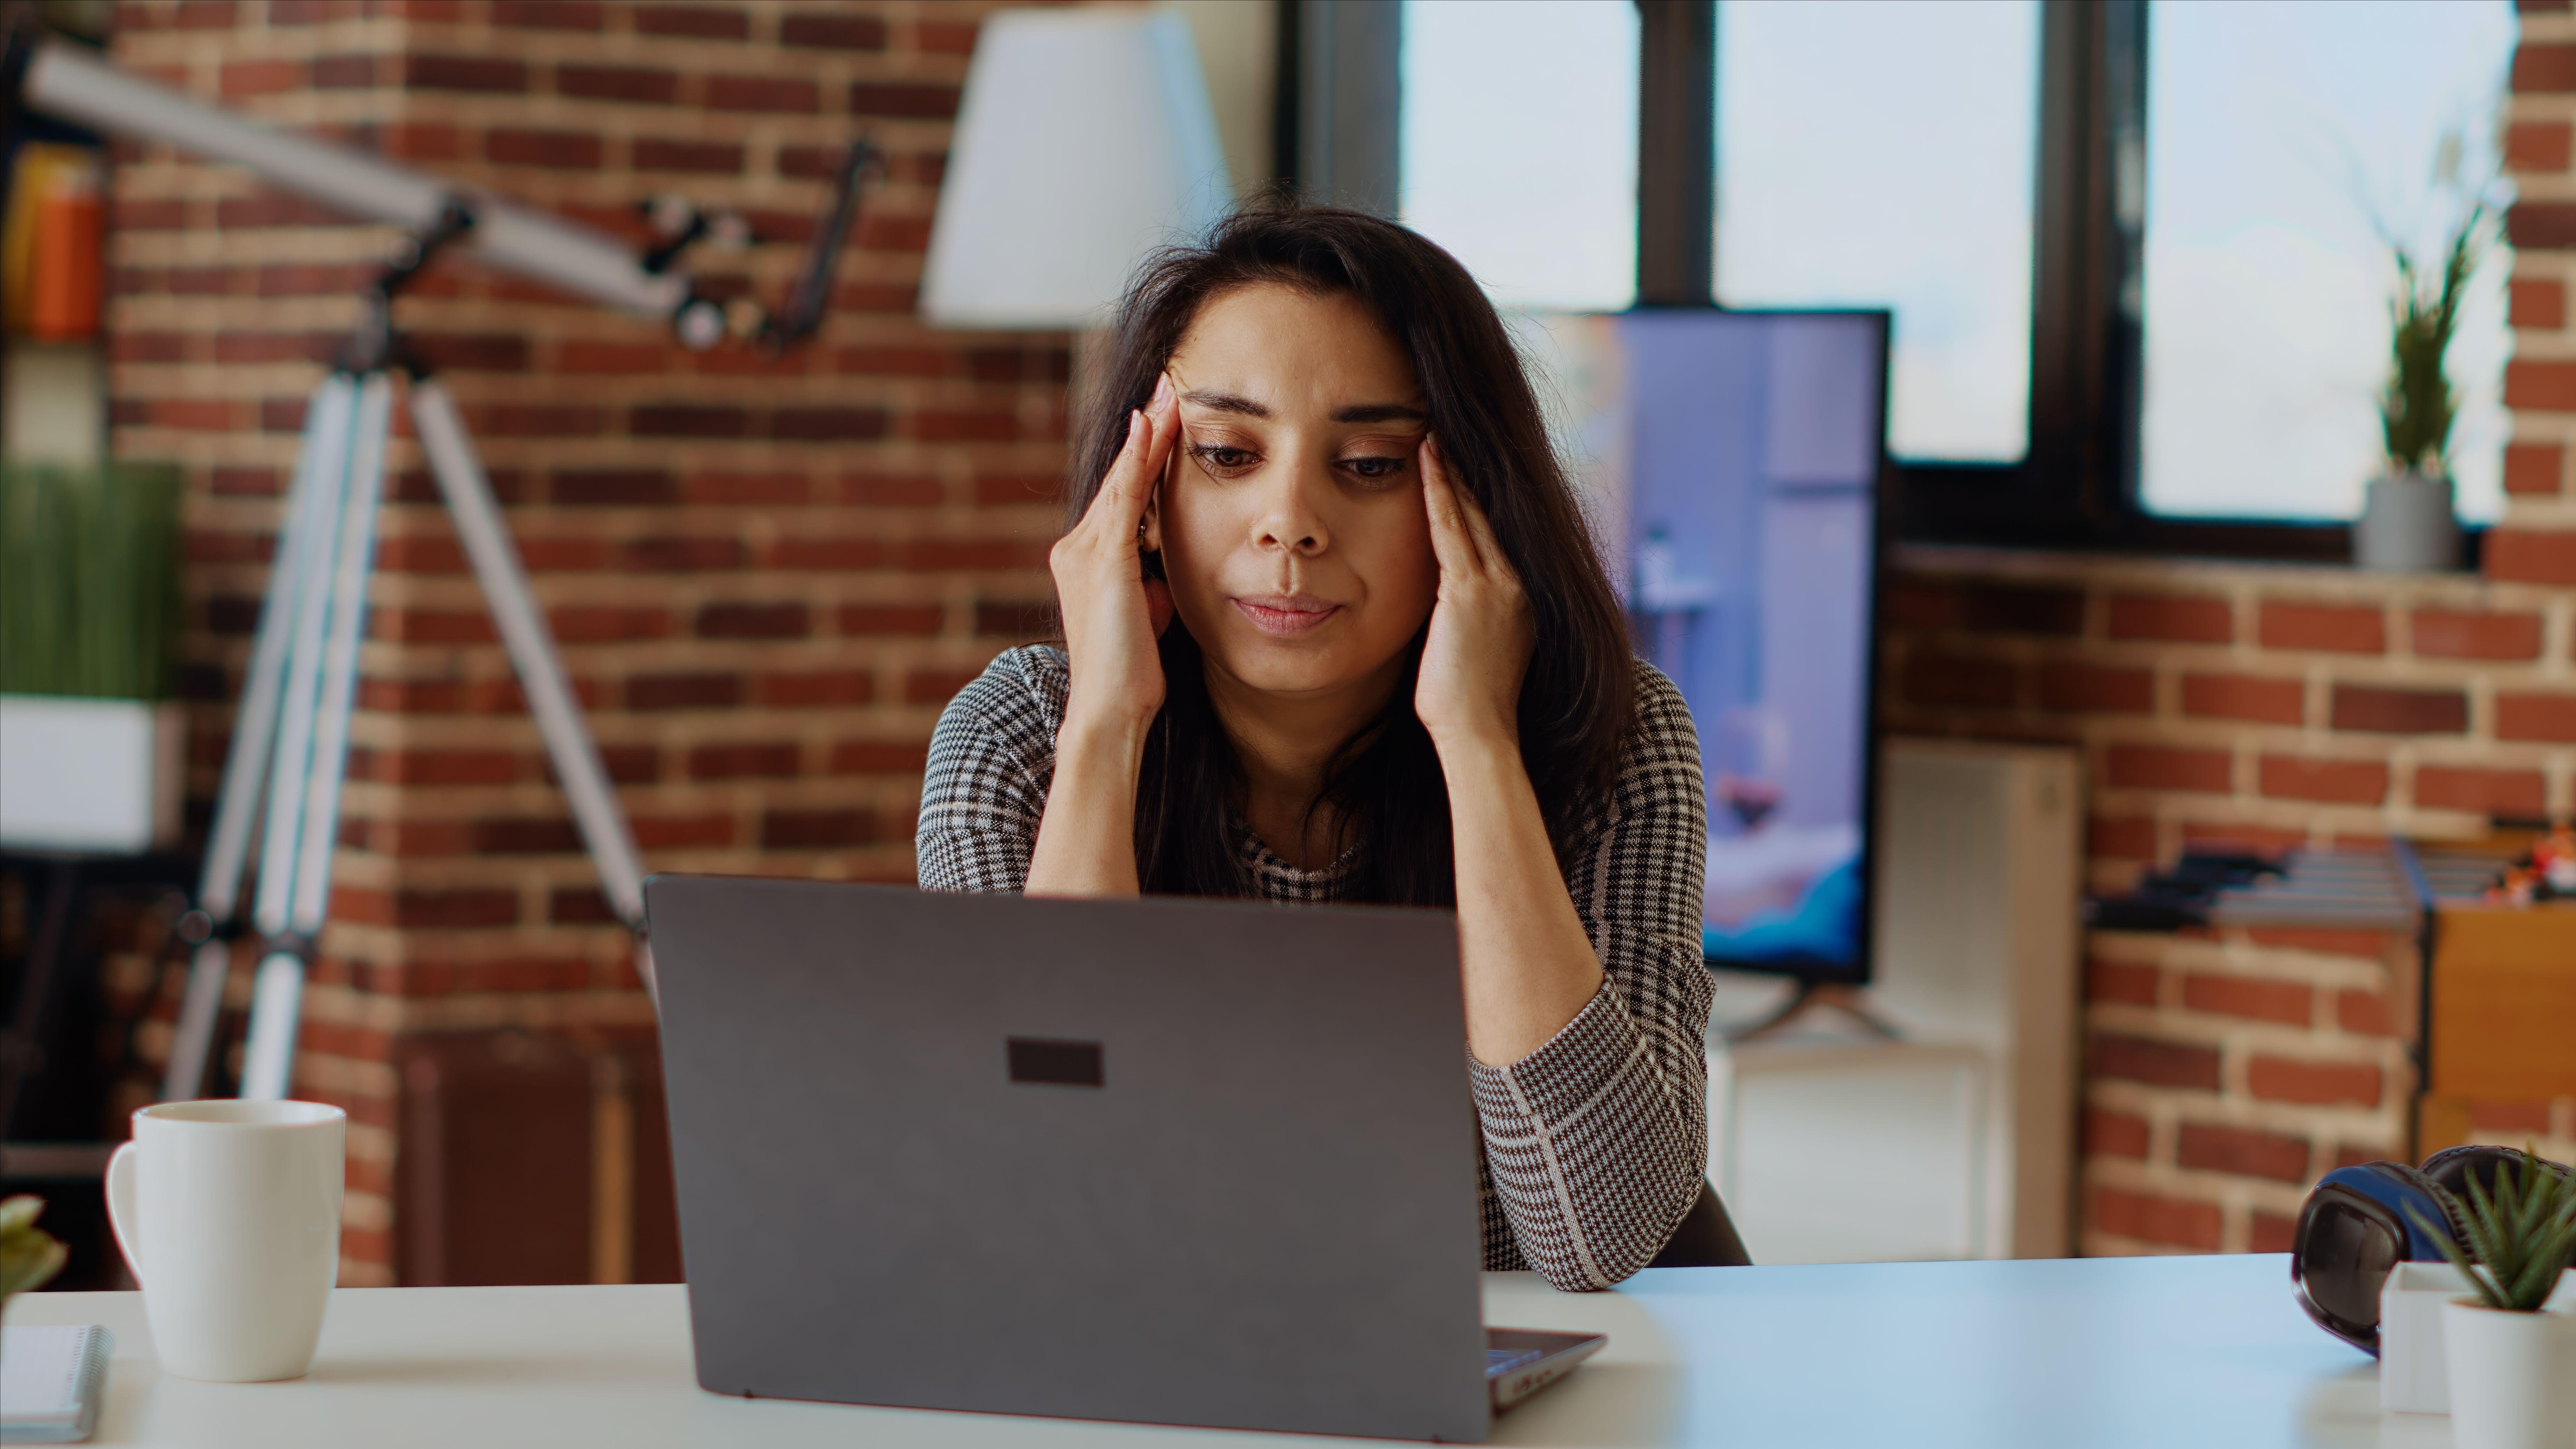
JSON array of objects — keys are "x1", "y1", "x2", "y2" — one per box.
[{"x1": 921, "y1": 8, "x2": 1233, "y2": 329}]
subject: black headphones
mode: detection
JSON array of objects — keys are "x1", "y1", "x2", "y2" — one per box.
[{"x1": 2290, "y1": 1145, "x2": 2571, "y2": 1354}]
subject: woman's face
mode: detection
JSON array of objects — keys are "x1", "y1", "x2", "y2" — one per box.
[{"x1": 1153, "y1": 284, "x2": 1437, "y2": 704}]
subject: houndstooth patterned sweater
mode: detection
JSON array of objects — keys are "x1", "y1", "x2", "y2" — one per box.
[{"x1": 915, "y1": 646, "x2": 1713, "y2": 1291}]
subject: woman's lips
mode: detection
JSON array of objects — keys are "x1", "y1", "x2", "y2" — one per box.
[{"x1": 1230, "y1": 595, "x2": 1341, "y2": 637}]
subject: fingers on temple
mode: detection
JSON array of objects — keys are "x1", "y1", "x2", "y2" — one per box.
[
  {"x1": 1435, "y1": 436, "x2": 1515, "y2": 580},
  {"x1": 1145, "y1": 377, "x2": 1181, "y2": 483},
  {"x1": 1093, "y1": 410, "x2": 1155, "y2": 536},
  {"x1": 1419, "y1": 436, "x2": 1483, "y2": 574},
  {"x1": 1117, "y1": 381, "x2": 1183, "y2": 523},
  {"x1": 1456, "y1": 480, "x2": 1507, "y2": 570}
]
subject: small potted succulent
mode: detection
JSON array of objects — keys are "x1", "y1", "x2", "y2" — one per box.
[
  {"x1": 2409, "y1": 1151, "x2": 2576, "y2": 1449},
  {"x1": 0, "y1": 462, "x2": 186, "y2": 854}
]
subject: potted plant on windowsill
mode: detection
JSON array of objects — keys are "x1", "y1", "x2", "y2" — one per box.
[
  {"x1": 2408, "y1": 1150, "x2": 2576, "y2": 1449},
  {"x1": 0, "y1": 462, "x2": 186, "y2": 854},
  {"x1": 2355, "y1": 197, "x2": 2486, "y2": 573}
]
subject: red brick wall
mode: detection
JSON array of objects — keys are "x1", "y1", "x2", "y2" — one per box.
[
  {"x1": 2509, "y1": 1, "x2": 2576, "y2": 586},
  {"x1": 1885, "y1": 559, "x2": 2573, "y2": 886},
  {"x1": 106, "y1": 0, "x2": 1063, "y2": 1283}
]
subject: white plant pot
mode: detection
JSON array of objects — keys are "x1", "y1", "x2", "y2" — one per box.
[
  {"x1": 0, "y1": 695, "x2": 185, "y2": 854},
  {"x1": 2382, "y1": 1261, "x2": 2472, "y2": 1413},
  {"x1": 2354, "y1": 470, "x2": 2462, "y2": 572},
  {"x1": 2441, "y1": 1296, "x2": 2576, "y2": 1449}
]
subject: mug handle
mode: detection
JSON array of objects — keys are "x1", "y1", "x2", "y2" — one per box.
[{"x1": 103, "y1": 1140, "x2": 145, "y2": 1287}]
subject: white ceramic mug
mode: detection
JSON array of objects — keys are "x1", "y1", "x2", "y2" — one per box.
[{"x1": 104, "y1": 1099, "x2": 345, "y2": 1382}]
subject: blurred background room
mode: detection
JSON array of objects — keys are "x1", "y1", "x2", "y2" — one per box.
[{"x1": 1, "y1": 0, "x2": 2570, "y2": 1292}]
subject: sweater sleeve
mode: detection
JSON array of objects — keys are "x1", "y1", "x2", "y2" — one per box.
[
  {"x1": 914, "y1": 647, "x2": 1066, "y2": 893},
  {"x1": 1466, "y1": 661, "x2": 1713, "y2": 1290}
]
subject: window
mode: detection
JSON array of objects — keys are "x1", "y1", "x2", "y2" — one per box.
[
  {"x1": 2139, "y1": 0, "x2": 2516, "y2": 523},
  {"x1": 1398, "y1": 0, "x2": 1639, "y2": 312},
  {"x1": 1715, "y1": 0, "x2": 2041, "y2": 464},
  {"x1": 1298, "y1": 0, "x2": 2522, "y2": 555}
]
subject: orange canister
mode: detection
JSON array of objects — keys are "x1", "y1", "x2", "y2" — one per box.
[{"x1": 29, "y1": 161, "x2": 103, "y2": 341}]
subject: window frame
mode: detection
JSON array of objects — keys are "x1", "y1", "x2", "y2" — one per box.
[{"x1": 1892, "y1": 0, "x2": 2370, "y2": 563}]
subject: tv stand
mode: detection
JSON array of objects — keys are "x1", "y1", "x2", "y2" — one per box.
[{"x1": 1719, "y1": 981, "x2": 1903, "y2": 1044}]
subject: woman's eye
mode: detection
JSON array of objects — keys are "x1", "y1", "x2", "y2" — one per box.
[
  {"x1": 1190, "y1": 444, "x2": 1258, "y2": 476},
  {"x1": 1342, "y1": 456, "x2": 1407, "y2": 483}
]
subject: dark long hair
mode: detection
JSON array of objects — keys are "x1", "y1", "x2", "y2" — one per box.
[{"x1": 1065, "y1": 200, "x2": 1634, "y2": 906}]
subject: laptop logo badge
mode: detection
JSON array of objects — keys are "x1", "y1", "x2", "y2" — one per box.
[{"x1": 1007, "y1": 1037, "x2": 1104, "y2": 1087}]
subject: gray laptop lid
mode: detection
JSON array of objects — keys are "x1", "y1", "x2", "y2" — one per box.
[{"x1": 646, "y1": 876, "x2": 1493, "y2": 1442}]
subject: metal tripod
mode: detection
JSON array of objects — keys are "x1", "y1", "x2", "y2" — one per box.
[{"x1": 159, "y1": 208, "x2": 647, "y2": 1103}]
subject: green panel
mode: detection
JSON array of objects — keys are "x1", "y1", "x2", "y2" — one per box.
[{"x1": 0, "y1": 462, "x2": 183, "y2": 700}]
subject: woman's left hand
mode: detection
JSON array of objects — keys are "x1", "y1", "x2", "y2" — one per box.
[{"x1": 1414, "y1": 434, "x2": 1534, "y2": 751}]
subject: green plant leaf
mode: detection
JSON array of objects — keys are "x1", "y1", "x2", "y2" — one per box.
[
  {"x1": 2418, "y1": 1148, "x2": 2576, "y2": 1313},
  {"x1": 2379, "y1": 203, "x2": 2488, "y2": 476},
  {"x1": 2460, "y1": 1167, "x2": 2507, "y2": 1274},
  {"x1": 2503, "y1": 1220, "x2": 2576, "y2": 1307},
  {"x1": 2407, "y1": 1203, "x2": 2509, "y2": 1310}
]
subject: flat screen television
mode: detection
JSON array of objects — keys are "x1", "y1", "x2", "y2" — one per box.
[{"x1": 1548, "y1": 308, "x2": 1891, "y2": 985}]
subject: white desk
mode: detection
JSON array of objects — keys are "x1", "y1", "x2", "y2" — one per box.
[{"x1": 4, "y1": 1255, "x2": 2447, "y2": 1447}]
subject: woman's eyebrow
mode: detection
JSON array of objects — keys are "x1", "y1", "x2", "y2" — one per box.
[
  {"x1": 1332, "y1": 402, "x2": 1428, "y2": 424},
  {"x1": 1180, "y1": 389, "x2": 1269, "y2": 417},
  {"x1": 1175, "y1": 391, "x2": 1424, "y2": 424}
]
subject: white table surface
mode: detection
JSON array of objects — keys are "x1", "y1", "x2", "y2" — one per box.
[{"x1": 3, "y1": 1255, "x2": 2450, "y2": 1448}]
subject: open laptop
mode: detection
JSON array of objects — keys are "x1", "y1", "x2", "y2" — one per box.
[{"x1": 645, "y1": 876, "x2": 1606, "y2": 1442}]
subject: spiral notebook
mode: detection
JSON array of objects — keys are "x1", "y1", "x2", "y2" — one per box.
[{"x1": 0, "y1": 1325, "x2": 113, "y2": 1444}]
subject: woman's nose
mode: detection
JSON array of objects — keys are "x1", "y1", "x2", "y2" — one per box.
[{"x1": 1251, "y1": 471, "x2": 1330, "y2": 556}]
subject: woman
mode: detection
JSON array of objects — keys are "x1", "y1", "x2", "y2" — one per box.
[{"x1": 916, "y1": 202, "x2": 1712, "y2": 1291}]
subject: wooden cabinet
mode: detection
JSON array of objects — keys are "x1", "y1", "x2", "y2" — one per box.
[
  {"x1": 2417, "y1": 903, "x2": 2576, "y2": 1155},
  {"x1": 394, "y1": 1029, "x2": 682, "y2": 1287},
  {"x1": 2429, "y1": 906, "x2": 2576, "y2": 1100}
]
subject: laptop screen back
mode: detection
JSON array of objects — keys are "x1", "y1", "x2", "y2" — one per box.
[{"x1": 646, "y1": 878, "x2": 1492, "y2": 1441}]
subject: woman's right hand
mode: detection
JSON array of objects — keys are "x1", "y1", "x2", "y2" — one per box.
[
  {"x1": 1029, "y1": 376, "x2": 1177, "y2": 896},
  {"x1": 1051, "y1": 373, "x2": 1180, "y2": 736}
]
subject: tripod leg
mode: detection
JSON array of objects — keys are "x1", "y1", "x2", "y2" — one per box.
[
  {"x1": 248, "y1": 374, "x2": 361, "y2": 943},
  {"x1": 409, "y1": 378, "x2": 649, "y2": 967},
  {"x1": 162, "y1": 373, "x2": 357, "y2": 1102},
  {"x1": 201, "y1": 376, "x2": 355, "y2": 925},
  {"x1": 236, "y1": 952, "x2": 306, "y2": 1103},
  {"x1": 242, "y1": 372, "x2": 391, "y2": 1101},
  {"x1": 284, "y1": 372, "x2": 393, "y2": 943}
]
